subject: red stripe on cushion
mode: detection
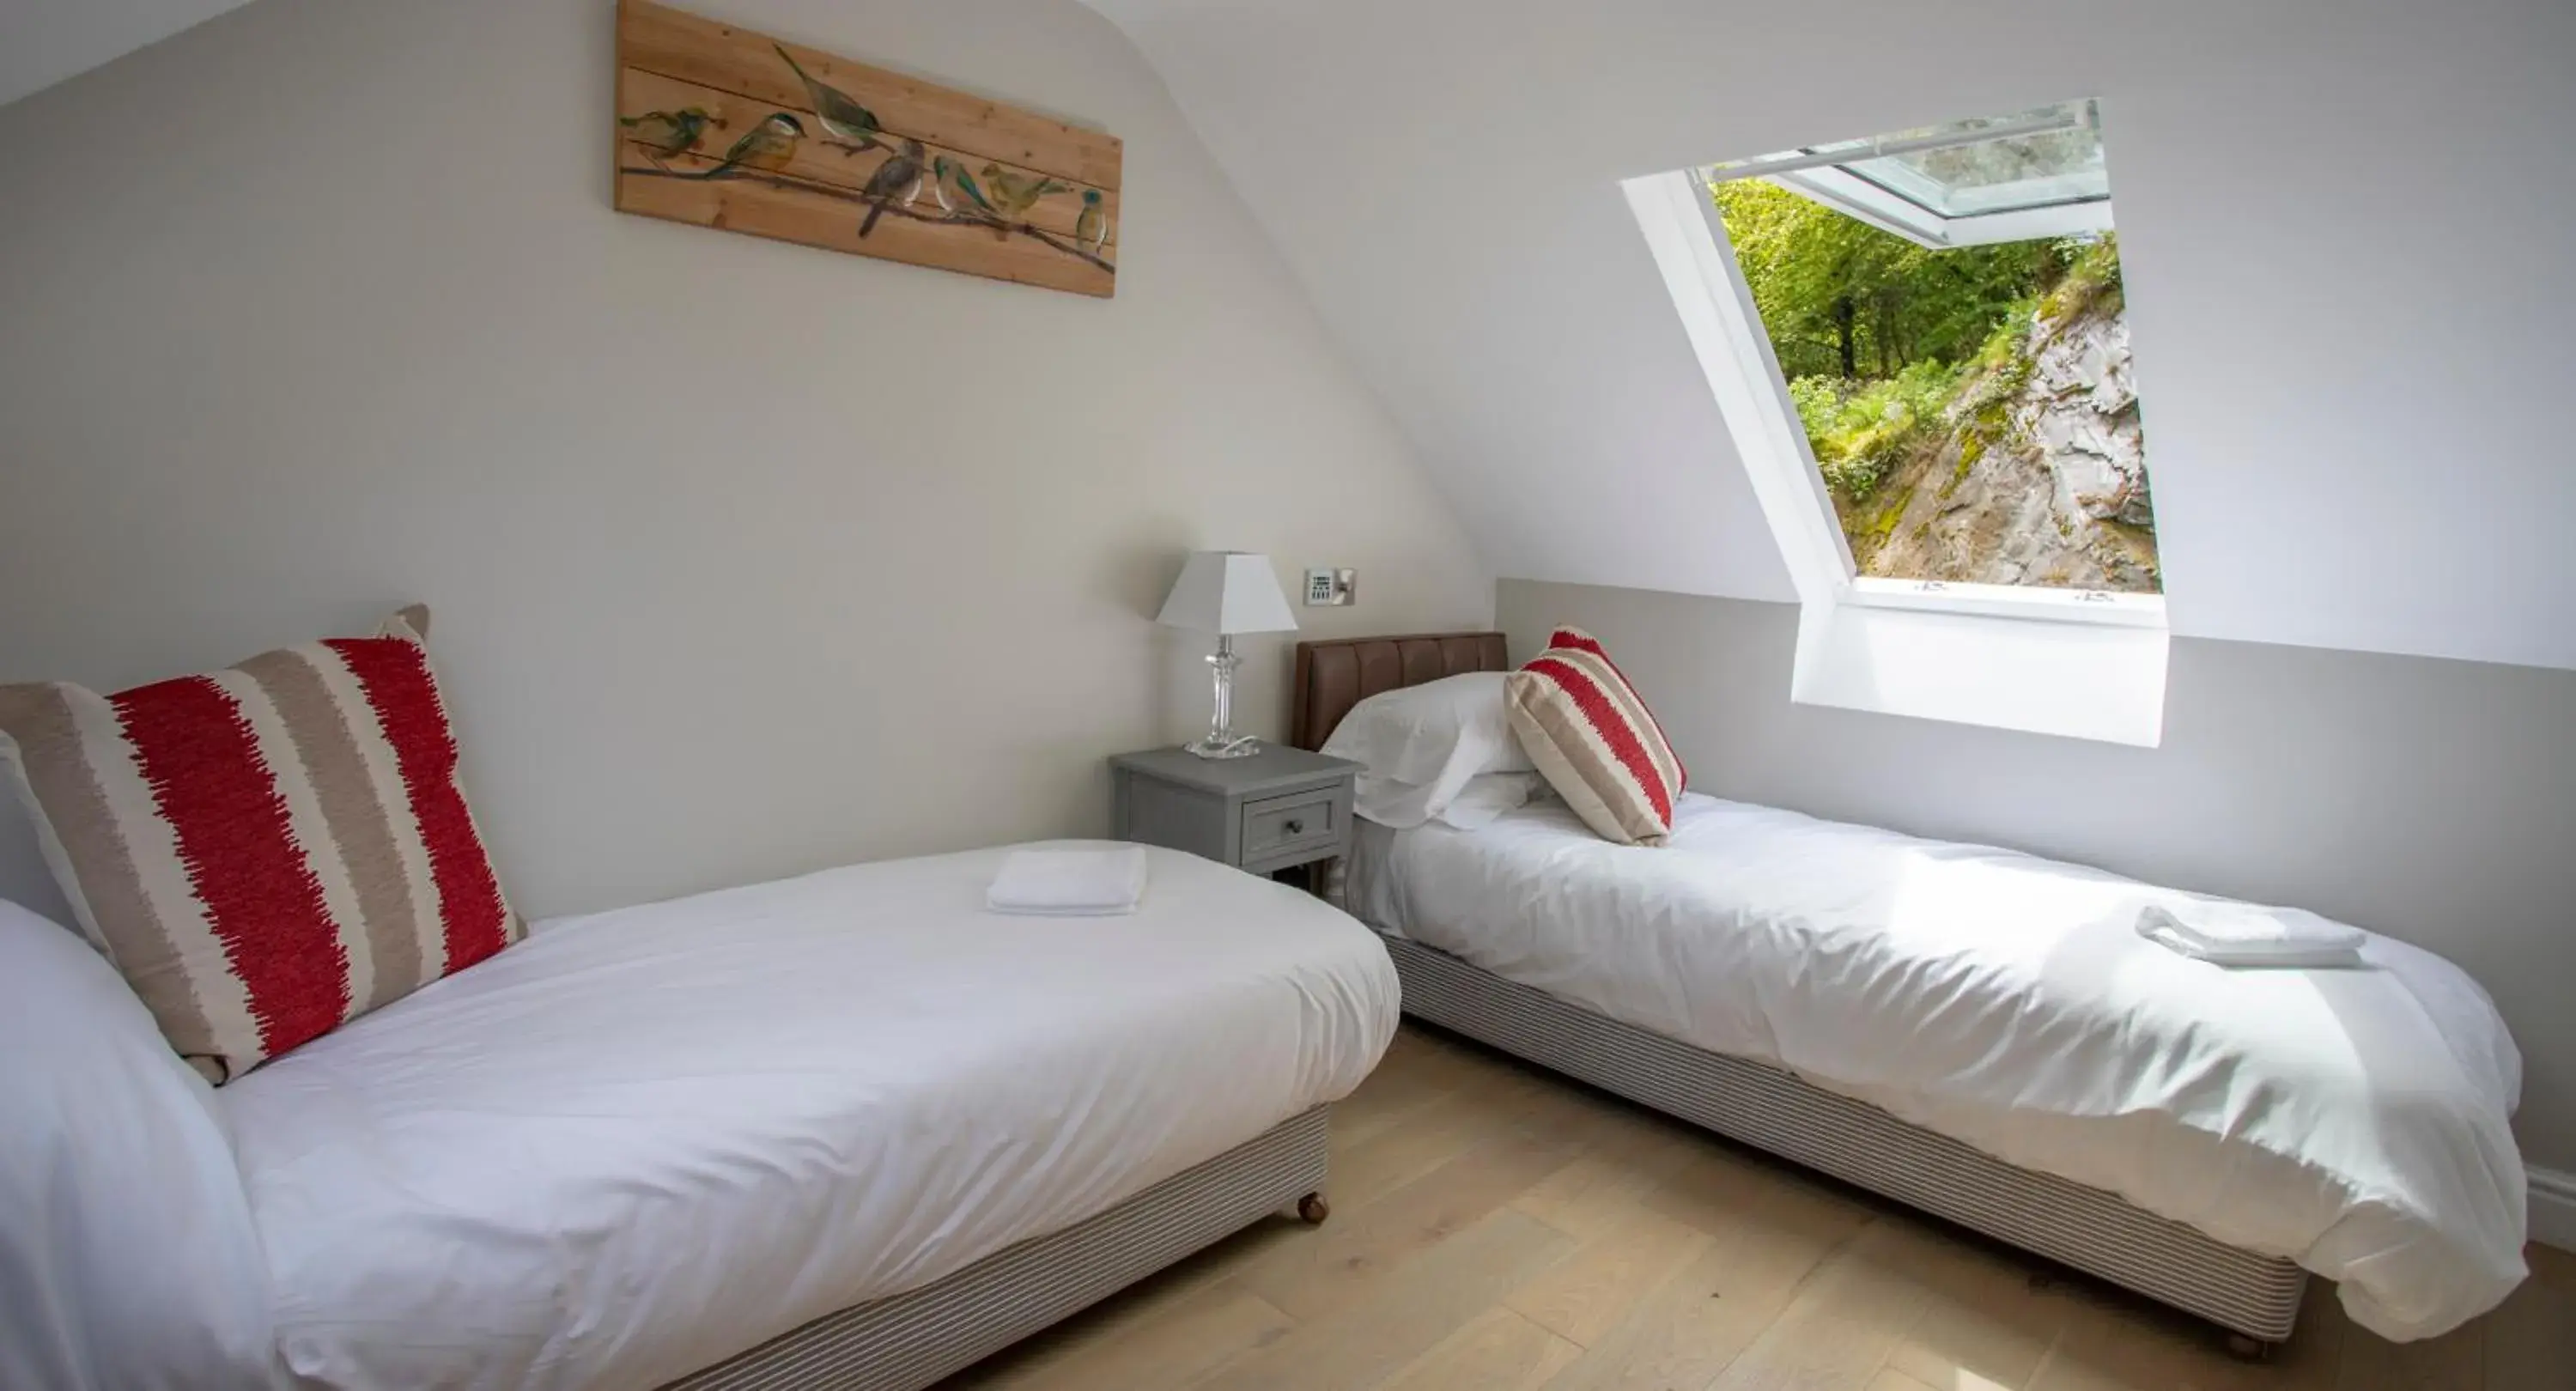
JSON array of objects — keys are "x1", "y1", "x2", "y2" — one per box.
[
  {"x1": 1524, "y1": 656, "x2": 1675, "y2": 826},
  {"x1": 1544, "y1": 629, "x2": 1687, "y2": 793},
  {"x1": 327, "y1": 638, "x2": 509, "y2": 973},
  {"x1": 114, "y1": 676, "x2": 349, "y2": 1056},
  {"x1": 1548, "y1": 627, "x2": 1607, "y2": 657}
]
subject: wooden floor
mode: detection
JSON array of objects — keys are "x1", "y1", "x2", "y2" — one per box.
[{"x1": 945, "y1": 1024, "x2": 2573, "y2": 1391}]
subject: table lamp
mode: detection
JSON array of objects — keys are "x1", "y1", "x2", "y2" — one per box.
[{"x1": 1156, "y1": 550, "x2": 1298, "y2": 759}]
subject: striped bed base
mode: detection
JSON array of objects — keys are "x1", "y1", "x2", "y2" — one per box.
[
  {"x1": 1379, "y1": 931, "x2": 2310, "y2": 1345},
  {"x1": 662, "y1": 1106, "x2": 1332, "y2": 1391}
]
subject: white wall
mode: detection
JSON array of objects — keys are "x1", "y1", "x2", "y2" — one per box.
[
  {"x1": 0, "y1": 0, "x2": 257, "y2": 108},
  {"x1": 1089, "y1": 0, "x2": 2576, "y2": 671},
  {"x1": 1499, "y1": 580, "x2": 2576, "y2": 1175},
  {"x1": 0, "y1": 0, "x2": 1491, "y2": 921}
]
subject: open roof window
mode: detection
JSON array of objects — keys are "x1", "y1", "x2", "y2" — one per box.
[
  {"x1": 1712, "y1": 100, "x2": 2113, "y2": 248},
  {"x1": 1623, "y1": 99, "x2": 2172, "y2": 746}
]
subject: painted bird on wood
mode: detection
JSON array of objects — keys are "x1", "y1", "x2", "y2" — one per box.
[
  {"x1": 620, "y1": 106, "x2": 720, "y2": 163},
  {"x1": 980, "y1": 164, "x2": 1071, "y2": 224},
  {"x1": 1075, "y1": 188, "x2": 1108, "y2": 254},
  {"x1": 696, "y1": 112, "x2": 804, "y2": 179},
  {"x1": 775, "y1": 43, "x2": 884, "y2": 154},
  {"x1": 858, "y1": 139, "x2": 930, "y2": 238},
  {"x1": 933, "y1": 155, "x2": 1009, "y2": 239}
]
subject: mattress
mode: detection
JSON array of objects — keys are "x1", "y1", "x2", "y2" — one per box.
[
  {"x1": 1348, "y1": 793, "x2": 2526, "y2": 1341},
  {"x1": 219, "y1": 842, "x2": 1398, "y2": 1390}
]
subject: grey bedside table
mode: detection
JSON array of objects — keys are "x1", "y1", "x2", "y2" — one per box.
[{"x1": 1110, "y1": 744, "x2": 1362, "y2": 884}]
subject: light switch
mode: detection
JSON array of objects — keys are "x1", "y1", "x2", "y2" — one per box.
[{"x1": 1303, "y1": 568, "x2": 1355, "y2": 606}]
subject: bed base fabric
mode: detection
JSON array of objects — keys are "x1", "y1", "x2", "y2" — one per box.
[
  {"x1": 1381, "y1": 932, "x2": 2309, "y2": 1344},
  {"x1": 662, "y1": 1106, "x2": 1331, "y2": 1391}
]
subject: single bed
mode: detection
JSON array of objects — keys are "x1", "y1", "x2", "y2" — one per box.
[
  {"x1": 1293, "y1": 632, "x2": 2528, "y2": 1352},
  {"x1": 213, "y1": 841, "x2": 1396, "y2": 1390}
]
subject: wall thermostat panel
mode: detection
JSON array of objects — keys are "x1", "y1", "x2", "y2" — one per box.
[{"x1": 1303, "y1": 568, "x2": 1355, "y2": 606}]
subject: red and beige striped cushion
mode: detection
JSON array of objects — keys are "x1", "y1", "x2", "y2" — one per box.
[
  {"x1": 0, "y1": 606, "x2": 521, "y2": 1082},
  {"x1": 1505, "y1": 628, "x2": 1686, "y2": 847},
  {"x1": 1539, "y1": 626, "x2": 1688, "y2": 793}
]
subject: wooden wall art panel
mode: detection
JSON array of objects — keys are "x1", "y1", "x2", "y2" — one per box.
[{"x1": 615, "y1": 0, "x2": 1121, "y2": 296}]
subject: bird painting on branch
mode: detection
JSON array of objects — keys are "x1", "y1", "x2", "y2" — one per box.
[
  {"x1": 621, "y1": 106, "x2": 722, "y2": 164},
  {"x1": 981, "y1": 165, "x2": 1071, "y2": 225},
  {"x1": 933, "y1": 155, "x2": 1010, "y2": 239},
  {"x1": 858, "y1": 139, "x2": 929, "y2": 237},
  {"x1": 609, "y1": 5, "x2": 1118, "y2": 294},
  {"x1": 694, "y1": 112, "x2": 804, "y2": 180},
  {"x1": 1075, "y1": 188, "x2": 1109, "y2": 254},
  {"x1": 775, "y1": 43, "x2": 884, "y2": 154}
]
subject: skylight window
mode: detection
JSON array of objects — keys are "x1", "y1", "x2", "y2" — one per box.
[
  {"x1": 1622, "y1": 98, "x2": 2172, "y2": 746},
  {"x1": 1706, "y1": 100, "x2": 2159, "y2": 597}
]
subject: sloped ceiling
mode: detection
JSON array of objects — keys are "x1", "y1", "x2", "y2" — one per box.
[
  {"x1": 1085, "y1": 0, "x2": 2576, "y2": 671},
  {"x1": 0, "y1": 0, "x2": 257, "y2": 108},
  {"x1": 14, "y1": 0, "x2": 2572, "y2": 668}
]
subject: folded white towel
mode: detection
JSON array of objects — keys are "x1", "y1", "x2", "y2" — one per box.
[
  {"x1": 2136, "y1": 900, "x2": 2366, "y2": 969},
  {"x1": 987, "y1": 846, "x2": 1150, "y2": 916}
]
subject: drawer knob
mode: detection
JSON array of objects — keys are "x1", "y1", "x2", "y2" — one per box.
[{"x1": 1284, "y1": 818, "x2": 1304, "y2": 835}]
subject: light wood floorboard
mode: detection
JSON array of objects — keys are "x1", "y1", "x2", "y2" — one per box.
[{"x1": 942, "y1": 1025, "x2": 2573, "y2": 1391}]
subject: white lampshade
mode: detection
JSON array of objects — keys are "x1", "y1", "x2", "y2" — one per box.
[{"x1": 1155, "y1": 551, "x2": 1298, "y2": 635}]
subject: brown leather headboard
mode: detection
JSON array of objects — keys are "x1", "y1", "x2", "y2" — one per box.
[{"x1": 1288, "y1": 631, "x2": 1510, "y2": 751}]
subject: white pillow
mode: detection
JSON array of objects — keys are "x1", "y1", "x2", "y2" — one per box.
[
  {"x1": 0, "y1": 900, "x2": 278, "y2": 1390},
  {"x1": 1320, "y1": 672, "x2": 1537, "y2": 829}
]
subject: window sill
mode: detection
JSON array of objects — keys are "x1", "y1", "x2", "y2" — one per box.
[
  {"x1": 1843, "y1": 577, "x2": 2166, "y2": 629},
  {"x1": 1792, "y1": 599, "x2": 2169, "y2": 746}
]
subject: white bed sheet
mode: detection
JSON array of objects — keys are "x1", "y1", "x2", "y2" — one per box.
[
  {"x1": 1355, "y1": 793, "x2": 2526, "y2": 1341},
  {"x1": 221, "y1": 842, "x2": 1398, "y2": 1390}
]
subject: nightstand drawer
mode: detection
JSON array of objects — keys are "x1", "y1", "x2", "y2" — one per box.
[{"x1": 1241, "y1": 789, "x2": 1342, "y2": 863}]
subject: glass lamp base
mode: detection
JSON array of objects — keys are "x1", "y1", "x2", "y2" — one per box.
[
  {"x1": 1186, "y1": 635, "x2": 1261, "y2": 758},
  {"x1": 1183, "y1": 734, "x2": 1262, "y2": 760}
]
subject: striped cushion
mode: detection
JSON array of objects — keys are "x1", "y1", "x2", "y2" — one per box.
[
  {"x1": 0, "y1": 607, "x2": 521, "y2": 1082},
  {"x1": 1506, "y1": 628, "x2": 1686, "y2": 846},
  {"x1": 1540, "y1": 626, "x2": 1688, "y2": 793}
]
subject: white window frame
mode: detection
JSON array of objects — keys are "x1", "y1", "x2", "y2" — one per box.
[
  {"x1": 1624, "y1": 167, "x2": 2170, "y2": 746},
  {"x1": 1765, "y1": 166, "x2": 2113, "y2": 250}
]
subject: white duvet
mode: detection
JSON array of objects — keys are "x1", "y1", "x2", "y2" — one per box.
[
  {"x1": 220, "y1": 843, "x2": 1398, "y2": 1389},
  {"x1": 1354, "y1": 793, "x2": 2526, "y2": 1339}
]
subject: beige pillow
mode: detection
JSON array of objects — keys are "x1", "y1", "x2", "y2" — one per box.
[
  {"x1": 0, "y1": 606, "x2": 523, "y2": 1081},
  {"x1": 1504, "y1": 629, "x2": 1685, "y2": 846}
]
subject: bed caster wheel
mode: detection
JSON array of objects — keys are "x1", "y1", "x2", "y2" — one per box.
[
  {"x1": 2223, "y1": 1333, "x2": 2272, "y2": 1363},
  {"x1": 1296, "y1": 1193, "x2": 1330, "y2": 1225}
]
